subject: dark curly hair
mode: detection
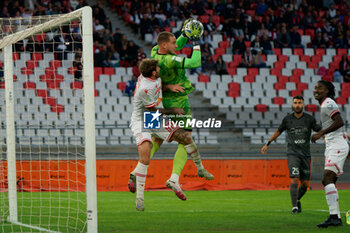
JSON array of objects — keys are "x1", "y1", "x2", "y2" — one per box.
[{"x1": 317, "y1": 80, "x2": 335, "y2": 100}]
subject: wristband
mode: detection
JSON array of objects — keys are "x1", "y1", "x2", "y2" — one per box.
[
  {"x1": 193, "y1": 44, "x2": 200, "y2": 50},
  {"x1": 266, "y1": 141, "x2": 271, "y2": 146}
]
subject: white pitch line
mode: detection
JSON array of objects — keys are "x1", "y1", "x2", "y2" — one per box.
[{"x1": 10, "y1": 221, "x2": 61, "y2": 233}]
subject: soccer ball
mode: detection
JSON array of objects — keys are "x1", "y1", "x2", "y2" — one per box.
[{"x1": 184, "y1": 19, "x2": 204, "y2": 40}]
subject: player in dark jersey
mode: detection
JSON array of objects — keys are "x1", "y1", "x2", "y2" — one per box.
[{"x1": 261, "y1": 95, "x2": 321, "y2": 214}]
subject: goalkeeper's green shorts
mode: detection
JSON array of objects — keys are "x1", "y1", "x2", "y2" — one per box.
[{"x1": 162, "y1": 95, "x2": 192, "y2": 130}]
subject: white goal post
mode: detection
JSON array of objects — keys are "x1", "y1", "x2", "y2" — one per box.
[{"x1": 0, "y1": 6, "x2": 97, "y2": 233}]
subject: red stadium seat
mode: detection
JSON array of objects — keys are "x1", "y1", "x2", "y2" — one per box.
[
  {"x1": 322, "y1": 75, "x2": 333, "y2": 82},
  {"x1": 13, "y1": 53, "x2": 19, "y2": 61},
  {"x1": 329, "y1": 62, "x2": 339, "y2": 72},
  {"x1": 273, "y1": 97, "x2": 285, "y2": 106},
  {"x1": 296, "y1": 82, "x2": 308, "y2": 91},
  {"x1": 68, "y1": 67, "x2": 77, "y2": 75},
  {"x1": 278, "y1": 55, "x2": 289, "y2": 63},
  {"x1": 227, "y1": 89, "x2": 239, "y2": 98},
  {"x1": 51, "y1": 104, "x2": 64, "y2": 114},
  {"x1": 104, "y1": 67, "x2": 115, "y2": 75},
  {"x1": 307, "y1": 61, "x2": 318, "y2": 69},
  {"x1": 117, "y1": 82, "x2": 126, "y2": 91},
  {"x1": 248, "y1": 68, "x2": 258, "y2": 76},
  {"x1": 274, "y1": 82, "x2": 285, "y2": 90},
  {"x1": 94, "y1": 90, "x2": 99, "y2": 97},
  {"x1": 212, "y1": 16, "x2": 220, "y2": 26},
  {"x1": 244, "y1": 75, "x2": 255, "y2": 83},
  {"x1": 274, "y1": 61, "x2": 285, "y2": 70},
  {"x1": 198, "y1": 15, "x2": 209, "y2": 24},
  {"x1": 340, "y1": 89, "x2": 350, "y2": 98},
  {"x1": 228, "y1": 82, "x2": 240, "y2": 91},
  {"x1": 227, "y1": 67, "x2": 236, "y2": 76},
  {"x1": 26, "y1": 60, "x2": 38, "y2": 69},
  {"x1": 71, "y1": 81, "x2": 83, "y2": 89},
  {"x1": 272, "y1": 48, "x2": 281, "y2": 56},
  {"x1": 289, "y1": 76, "x2": 300, "y2": 83},
  {"x1": 315, "y1": 49, "x2": 325, "y2": 56},
  {"x1": 277, "y1": 75, "x2": 289, "y2": 83},
  {"x1": 35, "y1": 33, "x2": 45, "y2": 44},
  {"x1": 182, "y1": 47, "x2": 192, "y2": 57},
  {"x1": 205, "y1": 9, "x2": 214, "y2": 15},
  {"x1": 94, "y1": 67, "x2": 103, "y2": 82},
  {"x1": 47, "y1": 81, "x2": 61, "y2": 89},
  {"x1": 306, "y1": 104, "x2": 318, "y2": 113},
  {"x1": 300, "y1": 55, "x2": 310, "y2": 63},
  {"x1": 297, "y1": 29, "x2": 304, "y2": 36},
  {"x1": 293, "y1": 48, "x2": 303, "y2": 56},
  {"x1": 305, "y1": 29, "x2": 315, "y2": 40},
  {"x1": 255, "y1": 104, "x2": 268, "y2": 113},
  {"x1": 21, "y1": 67, "x2": 33, "y2": 75},
  {"x1": 337, "y1": 48, "x2": 347, "y2": 56},
  {"x1": 292, "y1": 68, "x2": 304, "y2": 77},
  {"x1": 245, "y1": 10, "x2": 255, "y2": 17},
  {"x1": 170, "y1": 21, "x2": 176, "y2": 27},
  {"x1": 50, "y1": 60, "x2": 62, "y2": 68},
  {"x1": 244, "y1": 41, "x2": 251, "y2": 48},
  {"x1": 290, "y1": 89, "x2": 303, "y2": 97},
  {"x1": 341, "y1": 83, "x2": 350, "y2": 90},
  {"x1": 333, "y1": 55, "x2": 342, "y2": 63},
  {"x1": 219, "y1": 41, "x2": 230, "y2": 49},
  {"x1": 335, "y1": 97, "x2": 347, "y2": 107},
  {"x1": 270, "y1": 68, "x2": 281, "y2": 76},
  {"x1": 0, "y1": 82, "x2": 5, "y2": 89},
  {"x1": 211, "y1": 54, "x2": 219, "y2": 62},
  {"x1": 214, "y1": 47, "x2": 225, "y2": 56},
  {"x1": 32, "y1": 53, "x2": 43, "y2": 61},
  {"x1": 36, "y1": 89, "x2": 48, "y2": 98},
  {"x1": 198, "y1": 74, "x2": 210, "y2": 83},
  {"x1": 43, "y1": 97, "x2": 56, "y2": 105},
  {"x1": 45, "y1": 67, "x2": 56, "y2": 77}
]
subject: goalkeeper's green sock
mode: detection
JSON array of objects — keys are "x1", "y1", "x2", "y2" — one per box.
[
  {"x1": 169, "y1": 144, "x2": 187, "y2": 184},
  {"x1": 131, "y1": 141, "x2": 159, "y2": 175}
]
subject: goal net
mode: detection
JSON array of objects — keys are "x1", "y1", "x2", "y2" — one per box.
[{"x1": 0, "y1": 7, "x2": 97, "y2": 233}]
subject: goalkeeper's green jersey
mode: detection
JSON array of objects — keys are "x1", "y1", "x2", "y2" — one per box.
[{"x1": 150, "y1": 45, "x2": 194, "y2": 98}]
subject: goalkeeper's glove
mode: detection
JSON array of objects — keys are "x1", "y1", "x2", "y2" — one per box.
[{"x1": 181, "y1": 18, "x2": 193, "y2": 38}]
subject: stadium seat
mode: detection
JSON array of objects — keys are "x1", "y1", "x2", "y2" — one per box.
[
  {"x1": 272, "y1": 97, "x2": 285, "y2": 106},
  {"x1": 296, "y1": 82, "x2": 308, "y2": 91},
  {"x1": 255, "y1": 104, "x2": 268, "y2": 113},
  {"x1": 306, "y1": 104, "x2": 318, "y2": 113},
  {"x1": 198, "y1": 74, "x2": 210, "y2": 83},
  {"x1": 244, "y1": 75, "x2": 255, "y2": 83},
  {"x1": 335, "y1": 96, "x2": 348, "y2": 107},
  {"x1": 23, "y1": 81, "x2": 36, "y2": 89},
  {"x1": 290, "y1": 89, "x2": 303, "y2": 97},
  {"x1": 117, "y1": 82, "x2": 127, "y2": 92},
  {"x1": 71, "y1": 81, "x2": 83, "y2": 89},
  {"x1": 289, "y1": 76, "x2": 300, "y2": 83},
  {"x1": 104, "y1": 67, "x2": 115, "y2": 75},
  {"x1": 292, "y1": 68, "x2": 304, "y2": 77},
  {"x1": 32, "y1": 53, "x2": 43, "y2": 61}
]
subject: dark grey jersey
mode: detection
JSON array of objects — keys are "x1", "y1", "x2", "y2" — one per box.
[{"x1": 278, "y1": 112, "x2": 322, "y2": 157}]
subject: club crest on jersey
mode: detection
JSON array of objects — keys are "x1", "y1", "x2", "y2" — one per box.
[{"x1": 143, "y1": 110, "x2": 162, "y2": 129}]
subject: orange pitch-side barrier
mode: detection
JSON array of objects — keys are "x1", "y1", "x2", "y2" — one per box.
[{"x1": 0, "y1": 159, "x2": 290, "y2": 192}]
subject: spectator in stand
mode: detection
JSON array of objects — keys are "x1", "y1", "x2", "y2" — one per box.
[
  {"x1": 261, "y1": 34, "x2": 273, "y2": 55},
  {"x1": 75, "y1": 0, "x2": 88, "y2": 10},
  {"x1": 202, "y1": 42, "x2": 213, "y2": 60},
  {"x1": 249, "y1": 15, "x2": 261, "y2": 40},
  {"x1": 257, "y1": 23, "x2": 269, "y2": 39},
  {"x1": 290, "y1": 9, "x2": 302, "y2": 27},
  {"x1": 126, "y1": 40, "x2": 139, "y2": 66},
  {"x1": 329, "y1": 3, "x2": 337, "y2": 18},
  {"x1": 343, "y1": 63, "x2": 350, "y2": 82},
  {"x1": 312, "y1": 29, "x2": 327, "y2": 48},
  {"x1": 333, "y1": 21, "x2": 344, "y2": 48},
  {"x1": 252, "y1": 50, "x2": 267, "y2": 68},
  {"x1": 322, "y1": 32, "x2": 331, "y2": 48},
  {"x1": 222, "y1": 18, "x2": 234, "y2": 38},
  {"x1": 139, "y1": 13, "x2": 153, "y2": 40},
  {"x1": 130, "y1": 10, "x2": 141, "y2": 34},
  {"x1": 180, "y1": 1, "x2": 191, "y2": 19},
  {"x1": 103, "y1": 17, "x2": 112, "y2": 31},
  {"x1": 339, "y1": 54, "x2": 350, "y2": 76},
  {"x1": 290, "y1": 25, "x2": 303, "y2": 48},
  {"x1": 103, "y1": 29, "x2": 114, "y2": 44},
  {"x1": 205, "y1": 16, "x2": 220, "y2": 35},
  {"x1": 277, "y1": 26, "x2": 291, "y2": 48},
  {"x1": 94, "y1": 19, "x2": 105, "y2": 32},
  {"x1": 54, "y1": 27, "x2": 68, "y2": 60},
  {"x1": 251, "y1": 36, "x2": 262, "y2": 54},
  {"x1": 199, "y1": 30, "x2": 212, "y2": 46},
  {"x1": 201, "y1": 56, "x2": 215, "y2": 75},
  {"x1": 322, "y1": 20, "x2": 334, "y2": 39},
  {"x1": 232, "y1": 35, "x2": 246, "y2": 55},
  {"x1": 256, "y1": 0, "x2": 268, "y2": 16},
  {"x1": 239, "y1": 47, "x2": 253, "y2": 68},
  {"x1": 124, "y1": 75, "x2": 138, "y2": 97},
  {"x1": 137, "y1": 47, "x2": 146, "y2": 62},
  {"x1": 344, "y1": 30, "x2": 350, "y2": 48},
  {"x1": 215, "y1": 55, "x2": 228, "y2": 75},
  {"x1": 302, "y1": 11, "x2": 316, "y2": 29},
  {"x1": 113, "y1": 28, "x2": 121, "y2": 46},
  {"x1": 232, "y1": 16, "x2": 244, "y2": 37},
  {"x1": 92, "y1": 0, "x2": 106, "y2": 24}
]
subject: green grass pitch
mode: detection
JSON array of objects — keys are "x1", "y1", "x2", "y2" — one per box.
[{"x1": 2, "y1": 190, "x2": 350, "y2": 232}]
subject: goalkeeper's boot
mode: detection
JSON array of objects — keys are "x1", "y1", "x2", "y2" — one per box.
[
  {"x1": 166, "y1": 179, "x2": 187, "y2": 201},
  {"x1": 198, "y1": 168, "x2": 214, "y2": 180},
  {"x1": 317, "y1": 215, "x2": 342, "y2": 228},
  {"x1": 297, "y1": 200, "x2": 302, "y2": 213},
  {"x1": 128, "y1": 173, "x2": 136, "y2": 193},
  {"x1": 135, "y1": 198, "x2": 144, "y2": 211}
]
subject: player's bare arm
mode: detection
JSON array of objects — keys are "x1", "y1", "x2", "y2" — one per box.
[
  {"x1": 163, "y1": 83, "x2": 185, "y2": 93},
  {"x1": 261, "y1": 129, "x2": 281, "y2": 154},
  {"x1": 311, "y1": 113, "x2": 344, "y2": 143}
]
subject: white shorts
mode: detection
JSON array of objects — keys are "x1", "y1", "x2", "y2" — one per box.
[
  {"x1": 324, "y1": 140, "x2": 349, "y2": 176},
  {"x1": 130, "y1": 121, "x2": 179, "y2": 146}
]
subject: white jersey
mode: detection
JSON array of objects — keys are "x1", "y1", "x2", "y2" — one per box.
[
  {"x1": 130, "y1": 74, "x2": 163, "y2": 123},
  {"x1": 320, "y1": 97, "x2": 347, "y2": 145}
]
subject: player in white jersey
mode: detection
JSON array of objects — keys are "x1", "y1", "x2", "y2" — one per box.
[
  {"x1": 311, "y1": 80, "x2": 349, "y2": 228},
  {"x1": 130, "y1": 59, "x2": 209, "y2": 211}
]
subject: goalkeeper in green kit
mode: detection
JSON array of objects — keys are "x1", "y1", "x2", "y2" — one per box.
[{"x1": 128, "y1": 19, "x2": 214, "y2": 200}]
